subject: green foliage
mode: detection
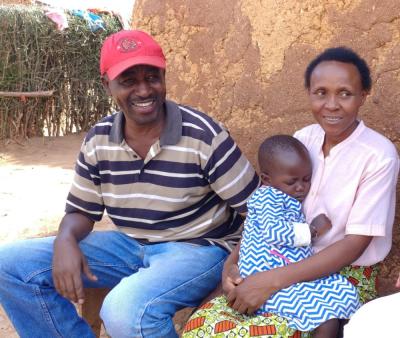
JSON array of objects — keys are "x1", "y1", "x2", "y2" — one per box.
[{"x1": 0, "y1": 5, "x2": 122, "y2": 139}]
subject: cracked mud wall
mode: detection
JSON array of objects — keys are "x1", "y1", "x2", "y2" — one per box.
[{"x1": 133, "y1": 0, "x2": 400, "y2": 294}]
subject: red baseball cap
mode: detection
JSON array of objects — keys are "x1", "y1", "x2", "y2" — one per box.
[{"x1": 100, "y1": 30, "x2": 166, "y2": 80}]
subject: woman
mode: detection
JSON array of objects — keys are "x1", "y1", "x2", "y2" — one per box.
[{"x1": 182, "y1": 47, "x2": 399, "y2": 337}]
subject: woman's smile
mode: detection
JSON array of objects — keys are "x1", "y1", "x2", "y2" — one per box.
[{"x1": 308, "y1": 61, "x2": 366, "y2": 148}]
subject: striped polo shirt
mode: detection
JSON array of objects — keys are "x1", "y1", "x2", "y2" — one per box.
[{"x1": 66, "y1": 100, "x2": 259, "y2": 251}]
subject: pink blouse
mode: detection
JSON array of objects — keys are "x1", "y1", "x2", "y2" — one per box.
[{"x1": 294, "y1": 121, "x2": 399, "y2": 266}]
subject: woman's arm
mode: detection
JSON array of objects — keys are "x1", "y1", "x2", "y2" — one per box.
[{"x1": 225, "y1": 233, "x2": 372, "y2": 314}]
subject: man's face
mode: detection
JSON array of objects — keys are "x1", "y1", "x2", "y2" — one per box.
[{"x1": 102, "y1": 65, "x2": 166, "y2": 126}]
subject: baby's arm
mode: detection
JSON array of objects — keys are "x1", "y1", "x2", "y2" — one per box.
[
  {"x1": 310, "y1": 213, "x2": 332, "y2": 239},
  {"x1": 292, "y1": 214, "x2": 331, "y2": 247}
]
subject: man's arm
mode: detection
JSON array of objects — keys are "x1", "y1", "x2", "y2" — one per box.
[
  {"x1": 52, "y1": 212, "x2": 96, "y2": 304},
  {"x1": 225, "y1": 234, "x2": 372, "y2": 314}
]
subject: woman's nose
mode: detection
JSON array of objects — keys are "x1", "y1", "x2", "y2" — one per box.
[{"x1": 325, "y1": 94, "x2": 339, "y2": 109}]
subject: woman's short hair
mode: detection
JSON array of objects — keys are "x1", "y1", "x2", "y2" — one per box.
[{"x1": 304, "y1": 46, "x2": 371, "y2": 91}]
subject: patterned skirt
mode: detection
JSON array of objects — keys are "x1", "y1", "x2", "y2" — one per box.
[{"x1": 182, "y1": 265, "x2": 379, "y2": 338}]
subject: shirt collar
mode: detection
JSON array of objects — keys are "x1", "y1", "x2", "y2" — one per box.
[
  {"x1": 109, "y1": 100, "x2": 183, "y2": 146},
  {"x1": 318, "y1": 120, "x2": 366, "y2": 156}
]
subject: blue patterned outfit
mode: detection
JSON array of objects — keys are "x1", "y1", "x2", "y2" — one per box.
[{"x1": 238, "y1": 186, "x2": 360, "y2": 331}]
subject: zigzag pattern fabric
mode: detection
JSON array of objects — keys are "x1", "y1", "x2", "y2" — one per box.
[{"x1": 238, "y1": 186, "x2": 360, "y2": 331}]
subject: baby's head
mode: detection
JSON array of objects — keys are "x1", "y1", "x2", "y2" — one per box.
[{"x1": 258, "y1": 135, "x2": 312, "y2": 202}]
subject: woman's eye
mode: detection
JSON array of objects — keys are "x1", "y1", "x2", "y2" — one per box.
[
  {"x1": 340, "y1": 91, "x2": 352, "y2": 98},
  {"x1": 313, "y1": 90, "x2": 325, "y2": 97}
]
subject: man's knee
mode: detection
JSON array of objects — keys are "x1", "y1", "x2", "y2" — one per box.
[
  {"x1": 100, "y1": 290, "x2": 177, "y2": 338},
  {"x1": 100, "y1": 289, "x2": 139, "y2": 337}
]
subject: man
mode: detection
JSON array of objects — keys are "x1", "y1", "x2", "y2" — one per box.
[{"x1": 0, "y1": 30, "x2": 259, "y2": 337}]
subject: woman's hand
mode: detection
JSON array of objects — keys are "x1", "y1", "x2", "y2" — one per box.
[
  {"x1": 396, "y1": 273, "x2": 400, "y2": 288},
  {"x1": 226, "y1": 270, "x2": 279, "y2": 314},
  {"x1": 222, "y1": 241, "x2": 243, "y2": 295},
  {"x1": 222, "y1": 261, "x2": 242, "y2": 295}
]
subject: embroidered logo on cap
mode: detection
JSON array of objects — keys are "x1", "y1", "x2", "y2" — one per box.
[{"x1": 117, "y1": 38, "x2": 141, "y2": 53}]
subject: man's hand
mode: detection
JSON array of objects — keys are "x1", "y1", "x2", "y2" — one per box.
[
  {"x1": 310, "y1": 214, "x2": 332, "y2": 239},
  {"x1": 52, "y1": 236, "x2": 97, "y2": 304}
]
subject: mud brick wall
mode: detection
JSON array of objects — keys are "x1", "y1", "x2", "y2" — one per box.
[{"x1": 133, "y1": 0, "x2": 400, "y2": 295}]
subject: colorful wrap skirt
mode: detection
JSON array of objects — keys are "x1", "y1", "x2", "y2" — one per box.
[{"x1": 182, "y1": 265, "x2": 379, "y2": 338}]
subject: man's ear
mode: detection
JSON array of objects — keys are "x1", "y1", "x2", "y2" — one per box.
[
  {"x1": 101, "y1": 75, "x2": 112, "y2": 96},
  {"x1": 259, "y1": 172, "x2": 271, "y2": 186}
]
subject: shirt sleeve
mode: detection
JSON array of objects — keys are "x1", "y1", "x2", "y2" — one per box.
[
  {"x1": 292, "y1": 222, "x2": 312, "y2": 246},
  {"x1": 65, "y1": 137, "x2": 105, "y2": 221},
  {"x1": 251, "y1": 192, "x2": 298, "y2": 246},
  {"x1": 293, "y1": 127, "x2": 309, "y2": 145},
  {"x1": 205, "y1": 130, "x2": 260, "y2": 214},
  {"x1": 346, "y1": 156, "x2": 399, "y2": 236}
]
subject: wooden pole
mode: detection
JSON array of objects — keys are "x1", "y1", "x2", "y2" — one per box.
[{"x1": 0, "y1": 90, "x2": 54, "y2": 97}]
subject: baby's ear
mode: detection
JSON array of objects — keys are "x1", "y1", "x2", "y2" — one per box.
[{"x1": 259, "y1": 172, "x2": 271, "y2": 186}]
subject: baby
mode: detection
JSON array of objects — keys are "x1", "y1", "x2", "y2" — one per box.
[{"x1": 238, "y1": 135, "x2": 360, "y2": 337}]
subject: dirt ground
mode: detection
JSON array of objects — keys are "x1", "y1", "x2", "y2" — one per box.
[{"x1": 0, "y1": 133, "x2": 114, "y2": 337}]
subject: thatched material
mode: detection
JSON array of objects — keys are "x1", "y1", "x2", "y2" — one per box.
[{"x1": 0, "y1": 5, "x2": 122, "y2": 139}]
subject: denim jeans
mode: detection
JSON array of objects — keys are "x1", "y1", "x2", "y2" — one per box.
[{"x1": 0, "y1": 231, "x2": 228, "y2": 338}]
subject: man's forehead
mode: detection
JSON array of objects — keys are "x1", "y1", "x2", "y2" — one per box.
[{"x1": 120, "y1": 64, "x2": 162, "y2": 76}]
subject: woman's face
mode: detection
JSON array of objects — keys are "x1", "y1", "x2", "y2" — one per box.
[{"x1": 308, "y1": 61, "x2": 367, "y2": 144}]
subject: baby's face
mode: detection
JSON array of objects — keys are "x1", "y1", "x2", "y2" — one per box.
[{"x1": 262, "y1": 151, "x2": 312, "y2": 202}]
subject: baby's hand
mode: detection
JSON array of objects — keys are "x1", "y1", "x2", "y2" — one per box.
[{"x1": 310, "y1": 214, "x2": 332, "y2": 238}]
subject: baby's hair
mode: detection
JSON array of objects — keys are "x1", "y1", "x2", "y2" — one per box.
[
  {"x1": 304, "y1": 46, "x2": 371, "y2": 91},
  {"x1": 258, "y1": 135, "x2": 309, "y2": 173}
]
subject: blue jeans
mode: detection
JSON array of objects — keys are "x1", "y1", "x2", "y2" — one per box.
[{"x1": 0, "y1": 231, "x2": 228, "y2": 338}]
